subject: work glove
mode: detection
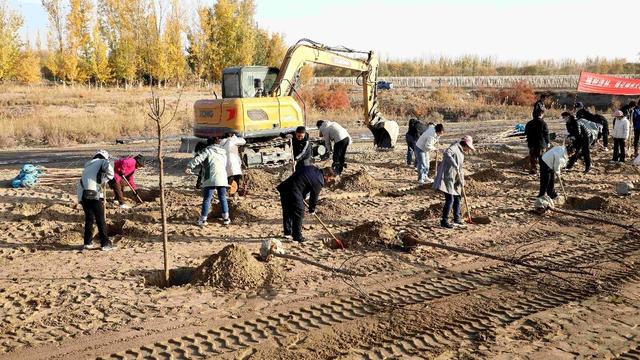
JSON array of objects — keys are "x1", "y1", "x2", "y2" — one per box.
[
  {"x1": 185, "y1": 168, "x2": 193, "y2": 175},
  {"x1": 309, "y1": 211, "x2": 316, "y2": 216}
]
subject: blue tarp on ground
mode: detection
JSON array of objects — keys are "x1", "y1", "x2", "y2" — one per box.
[{"x1": 11, "y1": 164, "x2": 45, "y2": 188}]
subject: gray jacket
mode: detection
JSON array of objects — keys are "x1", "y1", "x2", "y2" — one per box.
[
  {"x1": 432, "y1": 142, "x2": 465, "y2": 196},
  {"x1": 76, "y1": 158, "x2": 114, "y2": 202}
]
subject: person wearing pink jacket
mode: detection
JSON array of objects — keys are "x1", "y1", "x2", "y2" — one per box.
[{"x1": 109, "y1": 154, "x2": 145, "y2": 208}]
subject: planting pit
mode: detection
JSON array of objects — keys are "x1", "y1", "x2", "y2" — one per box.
[{"x1": 564, "y1": 196, "x2": 608, "y2": 211}]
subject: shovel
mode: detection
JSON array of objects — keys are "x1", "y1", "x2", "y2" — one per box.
[
  {"x1": 122, "y1": 176, "x2": 143, "y2": 203},
  {"x1": 303, "y1": 200, "x2": 345, "y2": 249},
  {"x1": 557, "y1": 172, "x2": 567, "y2": 198},
  {"x1": 460, "y1": 181, "x2": 474, "y2": 224}
]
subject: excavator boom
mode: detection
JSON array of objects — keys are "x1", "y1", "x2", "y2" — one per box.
[{"x1": 272, "y1": 39, "x2": 399, "y2": 148}]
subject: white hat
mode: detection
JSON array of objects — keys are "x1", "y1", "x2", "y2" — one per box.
[{"x1": 95, "y1": 149, "x2": 110, "y2": 160}]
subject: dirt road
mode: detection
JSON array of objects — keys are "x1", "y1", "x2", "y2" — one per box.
[{"x1": 1, "y1": 120, "x2": 639, "y2": 359}]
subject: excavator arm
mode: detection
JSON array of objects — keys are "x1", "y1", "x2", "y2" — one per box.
[{"x1": 271, "y1": 39, "x2": 399, "y2": 148}]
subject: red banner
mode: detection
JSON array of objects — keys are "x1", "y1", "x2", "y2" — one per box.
[{"x1": 577, "y1": 71, "x2": 640, "y2": 95}]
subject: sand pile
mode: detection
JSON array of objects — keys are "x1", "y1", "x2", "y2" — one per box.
[
  {"x1": 335, "y1": 170, "x2": 381, "y2": 192},
  {"x1": 339, "y1": 221, "x2": 397, "y2": 249},
  {"x1": 12, "y1": 203, "x2": 46, "y2": 218},
  {"x1": 38, "y1": 204, "x2": 82, "y2": 222},
  {"x1": 468, "y1": 168, "x2": 508, "y2": 183},
  {"x1": 243, "y1": 169, "x2": 280, "y2": 193},
  {"x1": 191, "y1": 244, "x2": 281, "y2": 289},
  {"x1": 210, "y1": 200, "x2": 260, "y2": 222},
  {"x1": 132, "y1": 189, "x2": 160, "y2": 202},
  {"x1": 565, "y1": 196, "x2": 608, "y2": 211},
  {"x1": 316, "y1": 199, "x2": 353, "y2": 218},
  {"x1": 109, "y1": 219, "x2": 155, "y2": 238},
  {"x1": 482, "y1": 151, "x2": 521, "y2": 164},
  {"x1": 414, "y1": 203, "x2": 442, "y2": 220}
]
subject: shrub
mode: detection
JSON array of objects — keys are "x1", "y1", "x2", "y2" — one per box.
[
  {"x1": 314, "y1": 84, "x2": 350, "y2": 111},
  {"x1": 498, "y1": 81, "x2": 536, "y2": 106}
]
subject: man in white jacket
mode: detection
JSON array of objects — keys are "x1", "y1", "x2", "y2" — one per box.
[
  {"x1": 317, "y1": 120, "x2": 351, "y2": 175},
  {"x1": 539, "y1": 144, "x2": 575, "y2": 199},
  {"x1": 220, "y1": 132, "x2": 247, "y2": 189},
  {"x1": 611, "y1": 110, "x2": 630, "y2": 163},
  {"x1": 186, "y1": 139, "x2": 230, "y2": 226},
  {"x1": 415, "y1": 124, "x2": 444, "y2": 184}
]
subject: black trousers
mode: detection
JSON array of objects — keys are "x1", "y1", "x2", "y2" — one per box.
[
  {"x1": 567, "y1": 138, "x2": 591, "y2": 171},
  {"x1": 597, "y1": 119, "x2": 609, "y2": 148},
  {"x1": 538, "y1": 159, "x2": 557, "y2": 198},
  {"x1": 332, "y1": 138, "x2": 349, "y2": 175},
  {"x1": 81, "y1": 199, "x2": 109, "y2": 246},
  {"x1": 279, "y1": 191, "x2": 304, "y2": 241},
  {"x1": 613, "y1": 138, "x2": 626, "y2": 162},
  {"x1": 634, "y1": 130, "x2": 640, "y2": 155}
]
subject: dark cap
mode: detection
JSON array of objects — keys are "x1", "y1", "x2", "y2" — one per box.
[{"x1": 134, "y1": 154, "x2": 145, "y2": 167}]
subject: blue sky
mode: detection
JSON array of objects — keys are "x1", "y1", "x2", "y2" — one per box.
[{"x1": 8, "y1": 0, "x2": 639, "y2": 62}]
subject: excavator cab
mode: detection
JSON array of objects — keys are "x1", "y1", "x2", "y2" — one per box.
[{"x1": 222, "y1": 66, "x2": 279, "y2": 99}]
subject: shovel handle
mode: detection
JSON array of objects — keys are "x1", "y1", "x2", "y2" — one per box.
[
  {"x1": 122, "y1": 176, "x2": 143, "y2": 203},
  {"x1": 303, "y1": 200, "x2": 345, "y2": 249}
]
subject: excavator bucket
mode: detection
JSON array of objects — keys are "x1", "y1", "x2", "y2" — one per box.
[{"x1": 369, "y1": 119, "x2": 399, "y2": 149}]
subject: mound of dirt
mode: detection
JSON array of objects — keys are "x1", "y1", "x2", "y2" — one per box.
[
  {"x1": 210, "y1": 200, "x2": 261, "y2": 222},
  {"x1": 12, "y1": 203, "x2": 46, "y2": 218},
  {"x1": 243, "y1": 169, "x2": 281, "y2": 194},
  {"x1": 38, "y1": 204, "x2": 83, "y2": 222},
  {"x1": 109, "y1": 219, "x2": 156, "y2": 238},
  {"x1": 316, "y1": 199, "x2": 353, "y2": 218},
  {"x1": 191, "y1": 244, "x2": 282, "y2": 289},
  {"x1": 335, "y1": 170, "x2": 381, "y2": 192},
  {"x1": 565, "y1": 196, "x2": 608, "y2": 211},
  {"x1": 468, "y1": 168, "x2": 508, "y2": 183},
  {"x1": 482, "y1": 151, "x2": 521, "y2": 164},
  {"x1": 339, "y1": 221, "x2": 397, "y2": 249},
  {"x1": 414, "y1": 203, "x2": 442, "y2": 220},
  {"x1": 131, "y1": 189, "x2": 160, "y2": 202}
]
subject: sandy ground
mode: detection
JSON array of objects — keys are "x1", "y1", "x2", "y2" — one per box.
[{"x1": 1, "y1": 119, "x2": 640, "y2": 359}]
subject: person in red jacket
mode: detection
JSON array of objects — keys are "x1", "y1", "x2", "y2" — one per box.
[{"x1": 109, "y1": 154, "x2": 145, "y2": 208}]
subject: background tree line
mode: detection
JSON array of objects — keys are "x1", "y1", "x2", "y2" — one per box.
[
  {"x1": 1, "y1": 0, "x2": 639, "y2": 86},
  {"x1": 0, "y1": 0, "x2": 286, "y2": 86}
]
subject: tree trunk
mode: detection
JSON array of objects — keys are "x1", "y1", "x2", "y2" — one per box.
[{"x1": 157, "y1": 124, "x2": 170, "y2": 284}]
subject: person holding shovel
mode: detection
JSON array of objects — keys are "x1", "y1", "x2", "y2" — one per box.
[
  {"x1": 433, "y1": 136, "x2": 475, "y2": 229},
  {"x1": 186, "y1": 138, "x2": 231, "y2": 226},
  {"x1": 538, "y1": 142, "x2": 575, "y2": 199},
  {"x1": 277, "y1": 166, "x2": 336, "y2": 243},
  {"x1": 317, "y1": 120, "x2": 352, "y2": 176},
  {"x1": 415, "y1": 123, "x2": 444, "y2": 184},
  {"x1": 220, "y1": 132, "x2": 246, "y2": 191},
  {"x1": 109, "y1": 154, "x2": 145, "y2": 209},
  {"x1": 281, "y1": 126, "x2": 314, "y2": 173},
  {"x1": 77, "y1": 150, "x2": 115, "y2": 251}
]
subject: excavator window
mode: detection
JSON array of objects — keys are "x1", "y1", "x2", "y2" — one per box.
[{"x1": 222, "y1": 66, "x2": 279, "y2": 99}]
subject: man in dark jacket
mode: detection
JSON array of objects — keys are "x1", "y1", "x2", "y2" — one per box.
[
  {"x1": 532, "y1": 94, "x2": 547, "y2": 118},
  {"x1": 405, "y1": 118, "x2": 428, "y2": 166},
  {"x1": 276, "y1": 166, "x2": 336, "y2": 243},
  {"x1": 563, "y1": 112, "x2": 592, "y2": 173},
  {"x1": 282, "y1": 126, "x2": 313, "y2": 172},
  {"x1": 524, "y1": 109, "x2": 550, "y2": 174},
  {"x1": 630, "y1": 102, "x2": 640, "y2": 157},
  {"x1": 575, "y1": 102, "x2": 609, "y2": 149}
]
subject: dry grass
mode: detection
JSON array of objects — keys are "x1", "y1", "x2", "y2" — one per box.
[
  {"x1": 0, "y1": 85, "x2": 212, "y2": 148},
  {"x1": 0, "y1": 83, "x2": 550, "y2": 149}
]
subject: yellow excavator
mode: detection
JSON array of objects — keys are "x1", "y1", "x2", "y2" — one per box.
[{"x1": 183, "y1": 39, "x2": 399, "y2": 167}]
